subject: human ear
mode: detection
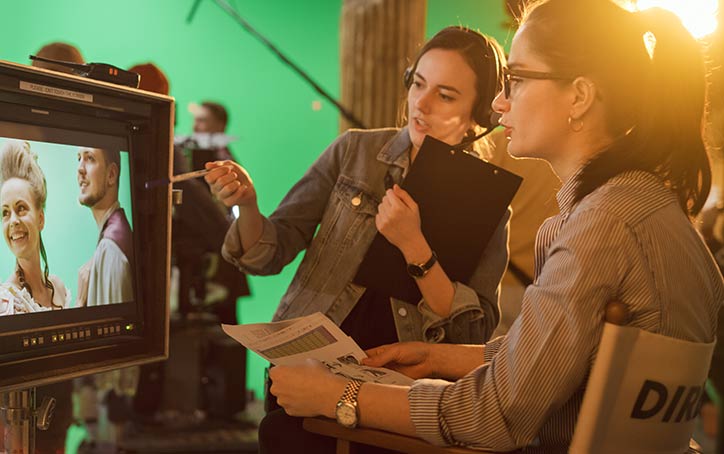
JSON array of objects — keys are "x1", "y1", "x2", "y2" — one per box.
[
  {"x1": 569, "y1": 76, "x2": 598, "y2": 121},
  {"x1": 107, "y1": 163, "x2": 119, "y2": 188}
]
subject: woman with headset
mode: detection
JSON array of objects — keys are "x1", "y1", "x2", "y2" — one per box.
[{"x1": 205, "y1": 26, "x2": 508, "y2": 453}]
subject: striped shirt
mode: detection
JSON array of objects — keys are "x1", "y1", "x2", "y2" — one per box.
[{"x1": 408, "y1": 170, "x2": 724, "y2": 452}]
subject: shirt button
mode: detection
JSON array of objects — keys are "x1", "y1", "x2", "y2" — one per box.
[
  {"x1": 397, "y1": 307, "x2": 407, "y2": 317},
  {"x1": 351, "y1": 196, "x2": 362, "y2": 207}
]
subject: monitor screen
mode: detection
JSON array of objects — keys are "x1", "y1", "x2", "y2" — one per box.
[
  {"x1": 0, "y1": 60, "x2": 172, "y2": 391},
  {"x1": 0, "y1": 135, "x2": 134, "y2": 315}
]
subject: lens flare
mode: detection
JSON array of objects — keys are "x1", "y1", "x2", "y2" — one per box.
[{"x1": 635, "y1": 0, "x2": 718, "y2": 39}]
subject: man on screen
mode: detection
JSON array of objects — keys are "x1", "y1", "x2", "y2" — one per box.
[{"x1": 76, "y1": 147, "x2": 133, "y2": 306}]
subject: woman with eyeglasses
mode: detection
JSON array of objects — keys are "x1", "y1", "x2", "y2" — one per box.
[{"x1": 268, "y1": 0, "x2": 724, "y2": 451}]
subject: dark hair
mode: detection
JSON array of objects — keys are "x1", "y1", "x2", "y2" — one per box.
[
  {"x1": 405, "y1": 26, "x2": 506, "y2": 132},
  {"x1": 201, "y1": 101, "x2": 229, "y2": 129},
  {"x1": 31, "y1": 42, "x2": 84, "y2": 75},
  {"x1": 521, "y1": 0, "x2": 711, "y2": 216},
  {"x1": 129, "y1": 62, "x2": 170, "y2": 95}
]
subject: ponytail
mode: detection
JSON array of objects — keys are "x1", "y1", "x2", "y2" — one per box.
[{"x1": 635, "y1": 7, "x2": 710, "y2": 216}]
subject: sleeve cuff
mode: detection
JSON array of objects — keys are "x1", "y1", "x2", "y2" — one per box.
[
  {"x1": 221, "y1": 216, "x2": 277, "y2": 273},
  {"x1": 418, "y1": 282, "x2": 484, "y2": 341},
  {"x1": 408, "y1": 378, "x2": 455, "y2": 446}
]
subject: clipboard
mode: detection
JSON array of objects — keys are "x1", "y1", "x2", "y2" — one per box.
[{"x1": 353, "y1": 135, "x2": 522, "y2": 304}]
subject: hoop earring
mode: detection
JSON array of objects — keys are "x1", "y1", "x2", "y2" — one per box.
[{"x1": 568, "y1": 116, "x2": 584, "y2": 133}]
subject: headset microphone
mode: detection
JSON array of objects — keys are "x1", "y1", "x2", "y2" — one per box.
[{"x1": 451, "y1": 111, "x2": 501, "y2": 151}]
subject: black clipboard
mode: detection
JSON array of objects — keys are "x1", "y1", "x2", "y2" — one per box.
[{"x1": 353, "y1": 135, "x2": 522, "y2": 303}]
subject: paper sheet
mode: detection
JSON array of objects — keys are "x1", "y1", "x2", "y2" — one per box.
[{"x1": 222, "y1": 312, "x2": 413, "y2": 385}]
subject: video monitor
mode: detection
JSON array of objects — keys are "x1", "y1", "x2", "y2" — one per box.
[{"x1": 0, "y1": 60, "x2": 173, "y2": 391}]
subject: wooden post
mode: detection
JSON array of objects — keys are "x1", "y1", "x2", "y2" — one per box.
[{"x1": 339, "y1": 0, "x2": 426, "y2": 132}]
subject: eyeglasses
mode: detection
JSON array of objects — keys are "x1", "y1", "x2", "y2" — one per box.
[{"x1": 503, "y1": 67, "x2": 574, "y2": 99}]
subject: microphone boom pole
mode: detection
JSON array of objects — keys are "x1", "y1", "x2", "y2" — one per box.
[{"x1": 190, "y1": 0, "x2": 367, "y2": 129}]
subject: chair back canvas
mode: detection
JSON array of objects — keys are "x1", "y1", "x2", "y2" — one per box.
[{"x1": 569, "y1": 323, "x2": 715, "y2": 454}]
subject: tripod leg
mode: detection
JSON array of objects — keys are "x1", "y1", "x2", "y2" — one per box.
[{"x1": 1, "y1": 389, "x2": 36, "y2": 454}]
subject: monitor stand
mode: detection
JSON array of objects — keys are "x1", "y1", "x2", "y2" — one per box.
[{"x1": 1, "y1": 389, "x2": 55, "y2": 454}]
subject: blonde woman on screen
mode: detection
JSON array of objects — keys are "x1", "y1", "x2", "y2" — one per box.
[{"x1": 0, "y1": 140, "x2": 69, "y2": 315}]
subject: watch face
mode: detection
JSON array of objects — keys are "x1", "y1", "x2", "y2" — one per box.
[
  {"x1": 336, "y1": 402, "x2": 357, "y2": 427},
  {"x1": 407, "y1": 252, "x2": 437, "y2": 278},
  {"x1": 407, "y1": 264, "x2": 424, "y2": 277}
]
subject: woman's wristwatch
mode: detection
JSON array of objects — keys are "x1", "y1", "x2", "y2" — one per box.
[
  {"x1": 335, "y1": 379, "x2": 363, "y2": 428},
  {"x1": 406, "y1": 251, "x2": 438, "y2": 278}
]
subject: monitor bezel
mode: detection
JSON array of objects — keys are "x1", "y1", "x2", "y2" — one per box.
[{"x1": 0, "y1": 60, "x2": 172, "y2": 392}]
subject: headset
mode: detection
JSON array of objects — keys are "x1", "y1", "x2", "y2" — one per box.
[{"x1": 404, "y1": 27, "x2": 504, "y2": 147}]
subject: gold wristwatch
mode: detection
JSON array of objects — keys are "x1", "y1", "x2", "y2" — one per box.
[{"x1": 335, "y1": 379, "x2": 363, "y2": 428}]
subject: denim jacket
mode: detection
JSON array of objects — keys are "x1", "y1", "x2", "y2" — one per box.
[{"x1": 222, "y1": 127, "x2": 509, "y2": 344}]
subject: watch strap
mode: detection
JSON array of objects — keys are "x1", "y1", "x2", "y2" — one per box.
[
  {"x1": 340, "y1": 378, "x2": 363, "y2": 405},
  {"x1": 419, "y1": 251, "x2": 437, "y2": 270},
  {"x1": 336, "y1": 378, "x2": 363, "y2": 428}
]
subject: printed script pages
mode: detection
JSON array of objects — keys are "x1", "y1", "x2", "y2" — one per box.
[{"x1": 222, "y1": 312, "x2": 413, "y2": 385}]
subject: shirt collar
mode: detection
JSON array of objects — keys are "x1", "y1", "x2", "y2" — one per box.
[
  {"x1": 97, "y1": 201, "x2": 121, "y2": 232},
  {"x1": 556, "y1": 167, "x2": 583, "y2": 215},
  {"x1": 376, "y1": 127, "x2": 413, "y2": 169},
  {"x1": 557, "y1": 167, "x2": 672, "y2": 216}
]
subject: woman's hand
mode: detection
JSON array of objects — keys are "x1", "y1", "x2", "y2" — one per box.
[
  {"x1": 362, "y1": 342, "x2": 435, "y2": 379},
  {"x1": 204, "y1": 160, "x2": 257, "y2": 208},
  {"x1": 376, "y1": 185, "x2": 427, "y2": 258},
  {"x1": 269, "y1": 359, "x2": 347, "y2": 418},
  {"x1": 364, "y1": 342, "x2": 485, "y2": 380}
]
